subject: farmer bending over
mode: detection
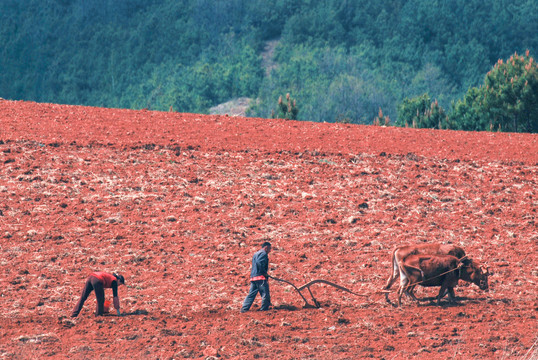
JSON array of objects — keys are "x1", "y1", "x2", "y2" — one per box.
[
  {"x1": 241, "y1": 241, "x2": 272, "y2": 312},
  {"x1": 71, "y1": 272, "x2": 125, "y2": 317}
]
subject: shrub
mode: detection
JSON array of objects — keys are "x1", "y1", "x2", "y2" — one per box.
[{"x1": 272, "y1": 93, "x2": 299, "y2": 120}]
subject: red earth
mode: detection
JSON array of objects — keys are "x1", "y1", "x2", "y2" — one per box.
[{"x1": 0, "y1": 100, "x2": 537, "y2": 359}]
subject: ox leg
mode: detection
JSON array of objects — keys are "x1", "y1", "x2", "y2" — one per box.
[
  {"x1": 397, "y1": 276, "x2": 410, "y2": 307},
  {"x1": 397, "y1": 286, "x2": 404, "y2": 307},
  {"x1": 401, "y1": 264, "x2": 421, "y2": 300},
  {"x1": 447, "y1": 288, "x2": 457, "y2": 304},
  {"x1": 384, "y1": 256, "x2": 400, "y2": 303},
  {"x1": 407, "y1": 285, "x2": 420, "y2": 302},
  {"x1": 398, "y1": 284, "x2": 414, "y2": 306},
  {"x1": 437, "y1": 283, "x2": 449, "y2": 305},
  {"x1": 405, "y1": 288, "x2": 415, "y2": 299}
]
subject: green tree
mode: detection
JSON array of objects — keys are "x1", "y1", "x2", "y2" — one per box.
[
  {"x1": 397, "y1": 93, "x2": 449, "y2": 129},
  {"x1": 449, "y1": 87, "x2": 489, "y2": 131},
  {"x1": 483, "y1": 50, "x2": 538, "y2": 132},
  {"x1": 450, "y1": 50, "x2": 538, "y2": 133},
  {"x1": 272, "y1": 93, "x2": 298, "y2": 120}
]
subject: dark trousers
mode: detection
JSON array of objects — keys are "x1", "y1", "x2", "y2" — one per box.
[
  {"x1": 241, "y1": 280, "x2": 270, "y2": 312},
  {"x1": 71, "y1": 276, "x2": 105, "y2": 317}
]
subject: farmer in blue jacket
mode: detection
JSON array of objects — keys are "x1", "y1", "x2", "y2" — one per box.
[{"x1": 241, "y1": 241, "x2": 272, "y2": 312}]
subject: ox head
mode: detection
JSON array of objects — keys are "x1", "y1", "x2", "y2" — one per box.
[{"x1": 460, "y1": 258, "x2": 489, "y2": 291}]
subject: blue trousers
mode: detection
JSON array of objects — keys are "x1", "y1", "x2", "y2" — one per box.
[{"x1": 241, "y1": 280, "x2": 270, "y2": 312}]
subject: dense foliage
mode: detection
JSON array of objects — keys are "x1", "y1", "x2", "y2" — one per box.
[
  {"x1": 1, "y1": 0, "x2": 537, "y2": 131},
  {"x1": 449, "y1": 51, "x2": 538, "y2": 132},
  {"x1": 396, "y1": 94, "x2": 451, "y2": 130},
  {"x1": 480, "y1": 51, "x2": 537, "y2": 132}
]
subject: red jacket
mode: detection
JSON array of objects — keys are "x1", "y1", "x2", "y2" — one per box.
[{"x1": 90, "y1": 272, "x2": 117, "y2": 288}]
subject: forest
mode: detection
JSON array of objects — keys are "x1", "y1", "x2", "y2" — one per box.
[{"x1": 1, "y1": 0, "x2": 537, "y2": 132}]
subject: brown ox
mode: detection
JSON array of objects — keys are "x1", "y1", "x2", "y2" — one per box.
[
  {"x1": 383, "y1": 243, "x2": 466, "y2": 302},
  {"x1": 397, "y1": 254, "x2": 489, "y2": 306}
]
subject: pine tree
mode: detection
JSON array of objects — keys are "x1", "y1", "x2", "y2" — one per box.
[
  {"x1": 483, "y1": 50, "x2": 538, "y2": 132},
  {"x1": 273, "y1": 93, "x2": 299, "y2": 120},
  {"x1": 373, "y1": 108, "x2": 390, "y2": 126}
]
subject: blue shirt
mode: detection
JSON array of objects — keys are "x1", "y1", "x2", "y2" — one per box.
[{"x1": 250, "y1": 249, "x2": 269, "y2": 280}]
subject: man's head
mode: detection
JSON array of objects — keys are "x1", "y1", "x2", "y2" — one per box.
[
  {"x1": 114, "y1": 273, "x2": 125, "y2": 286},
  {"x1": 262, "y1": 241, "x2": 272, "y2": 254}
]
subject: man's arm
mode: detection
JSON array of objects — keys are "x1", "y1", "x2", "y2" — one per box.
[
  {"x1": 260, "y1": 252, "x2": 269, "y2": 278},
  {"x1": 112, "y1": 281, "x2": 121, "y2": 315}
]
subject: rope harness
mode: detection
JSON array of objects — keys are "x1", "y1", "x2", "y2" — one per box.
[
  {"x1": 400, "y1": 254, "x2": 474, "y2": 292},
  {"x1": 403, "y1": 263, "x2": 465, "y2": 291}
]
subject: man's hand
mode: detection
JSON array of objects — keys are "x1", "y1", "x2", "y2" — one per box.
[{"x1": 113, "y1": 296, "x2": 121, "y2": 316}]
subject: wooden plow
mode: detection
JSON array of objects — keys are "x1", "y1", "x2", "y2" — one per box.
[{"x1": 269, "y1": 275, "x2": 370, "y2": 308}]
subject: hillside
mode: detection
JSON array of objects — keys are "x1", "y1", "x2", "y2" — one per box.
[
  {"x1": 1, "y1": 0, "x2": 537, "y2": 125},
  {"x1": 0, "y1": 100, "x2": 537, "y2": 359}
]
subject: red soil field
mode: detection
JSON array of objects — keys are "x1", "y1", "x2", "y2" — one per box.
[{"x1": 0, "y1": 100, "x2": 537, "y2": 359}]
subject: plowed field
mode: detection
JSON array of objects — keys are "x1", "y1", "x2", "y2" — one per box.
[{"x1": 1, "y1": 100, "x2": 537, "y2": 359}]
